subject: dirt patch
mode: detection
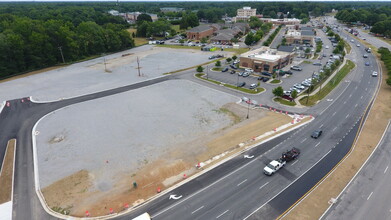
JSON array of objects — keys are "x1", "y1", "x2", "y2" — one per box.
[
  {"x1": 42, "y1": 103, "x2": 294, "y2": 217},
  {"x1": 283, "y1": 52, "x2": 391, "y2": 219},
  {"x1": 0, "y1": 139, "x2": 15, "y2": 204}
]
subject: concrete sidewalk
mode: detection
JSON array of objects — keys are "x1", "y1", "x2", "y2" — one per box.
[{"x1": 0, "y1": 201, "x2": 12, "y2": 220}]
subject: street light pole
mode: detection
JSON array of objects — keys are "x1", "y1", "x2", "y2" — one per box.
[
  {"x1": 246, "y1": 98, "x2": 250, "y2": 119},
  {"x1": 306, "y1": 71, "x2": 315, "y2": 104},
  {"x1": 206, "y1": 65, "x2": 209, "y2": 80},
  {"x1": 236, "y1": 72, "x2": 239, "y2": 89}
]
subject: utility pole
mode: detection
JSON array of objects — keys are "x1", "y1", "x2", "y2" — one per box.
[
  {"x1": 104, "y1": 57, "x2": 107, "y2": 72},
  {"x1": 306, "y1": 71, "x2": 315, "y2": 104},
  {"x1": 58, "y1": 46, "x2": 65, "y2": 64},
  {"x1": 137, "y1": 56, "x2": 141, "y2": 77},
  {"x1": 246, "y1": 98, "x2": 250, "y2": 119},
  {"x1": 206, "y1": 65, "x2": 208, "y2": 80}
]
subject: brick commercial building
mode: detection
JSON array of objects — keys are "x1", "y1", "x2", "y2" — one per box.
[
  {"x1": 284, "y1": 28, "x2": 316, "y2": 45},
  {"x1": 260, "y1": 18, "x2": 301, "y2": 26},
  {"x1": 186, "y1": 26, "x2": 214, "y2": 40},
  {"x1": 239, "y1": 47, "x2": 294, "y2": 73}
]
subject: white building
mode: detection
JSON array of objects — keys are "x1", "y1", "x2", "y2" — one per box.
[{"x1": 234, "y1": 7, "x2": 257, "y2": 22}]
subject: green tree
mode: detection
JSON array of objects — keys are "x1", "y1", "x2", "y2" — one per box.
[
  {"x1": 231, "y1": 37, "x2": 238, "y2": 43},
  {"x1": 136, "y1": 22, "x2": 149, "y2": 37},
  {"x1": 245, "y1": 32, "x2": 254, "y2": 46},
  {"x1": 136, "y1": 14, "x2": 152, "y2": 25},
  {"x1": 291, "y1": 90, "x2": 298, "y2": 99},
  {"x1": 196, "y1": 65, "x2": 204, "y2": 72},
  {"x1": 201, "y1": 37, "x2": 207, "y2": 43},
  {"x1": 272, "y1": 86, "x2": 284, "y2": 97},
  {"x1": 232, "y1": 55, "x2": 237, "y2": 60},
  {"x1": 215, "y1": 60, "x2": 221, "y2": 67},
  {"x1": 226, "y1": 58, "x2": 232, "y2": 63}
]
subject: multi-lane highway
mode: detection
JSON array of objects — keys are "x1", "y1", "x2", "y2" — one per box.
[{"x1": 0, "y1": 17, "x2": 383, "y2": 220}]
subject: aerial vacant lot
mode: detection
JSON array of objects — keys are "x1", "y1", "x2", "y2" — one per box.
[
  {"x1": 0, "y1": 45, "x2": 232, "y2": 103},
  {"x1": 36, "y1": 79, "x2": 293, "y2": 216}
]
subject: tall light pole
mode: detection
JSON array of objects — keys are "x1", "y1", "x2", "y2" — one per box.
[
  {"x1": 58, "y1": 46, "x2": 65, "y2": 64},
  {"x1": 206, "y1": 65, "x2": 209, "y2": 80},
  {"x1": 246, "y1": 98, "x2": 250, "y2": 119},
  {"x1": 306, "y1": 71, "x2": 315, "y2": 104}
]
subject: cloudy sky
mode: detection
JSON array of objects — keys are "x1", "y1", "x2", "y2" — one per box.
[{"x1": 0, "y1": 0, "x2": 383, "y2": 2}]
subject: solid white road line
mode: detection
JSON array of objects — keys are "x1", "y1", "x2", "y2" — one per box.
[
  {"x1": 343, "y1": 101, "x2": 346, "y2": 104},
  {"x1": 346, "y1": 114, "x2": 350, "y2": 119},
  {"x1": 315, "y1": 142, "x2": 321, "y2": 148},
  {"x1": 333, "y1": 127, "x2": 337, "y2": 131},
  {"x1": 259, "y1": 182, "x2": 270, "y2": 190},
  {"x1": 237, "y1": 179, "x2": 247, "y2": 186},
  {"x1": 300, "y1": 138, "x2": 307, "y2": 143},
  {"x1": 361, "y1": 95, "x2": 363, "y2": 99},
  {"x1": 384, "y1": 166, "x2": 389, "y2": 174},
  {"x1": 192, "y1": 206, "x2": 204, "y2": 214},
  {"x1": 349, "y1": 94, "x2": 352, "y2": 98},
  {"x1": 355, "y1": 104, "x2": 358, "y2": 108},
  {"x1": 367, "y1": 192, "x2": 373, "y2": 200},
  {"x1": 332, "y1": 112, "x2": 336, "y2": 116},
  {"x1": 216, "y1": 210, "x2": 229, "y2": 219},
  {"x1": 320, "y1": 124, "x2": 324, "y2": 128}
]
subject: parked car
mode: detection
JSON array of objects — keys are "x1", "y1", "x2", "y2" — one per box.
[
  {"x1": 365, "y1": 62, "x2": 370, "y2": 66},
  {"x1": 311, "y1": 130, "x2": 323, "y2": 139},
  {"x1": 351, "y1": 39, "x2": 354, "y2": 42},
  {"x1": 245, "y1": 68, "x2": 254, "y2": 73},
  {"x1": 290, "y1": 66, "x2": 302, "y2": 71},
  {"x1": 262, "y1": 77, "x2": 269, "y2": 82},
  {"x1": 230, "y1": 64, "x2": 238, "y2": 69},
  {"x1": 242, "y1": 72, "x2": 250, "y2": 77},
  {"x1": 257, "y1": 76, "x2": 264, "y2": 81},
  {"x1": 372, "y1": 71, "x2": 378, "y2": 77},
  {"x1": 249, "y1": 83, "x2": 257, "y2": 89},
  {"x1": 238, "y1": 71, "x2": 244, "y2": 76},
  {"x1": 325, "y1": 45, "x2": 329, "y2": 49},
  {"x1": 237, "y1": 82, "x2": 246, "y2": 87},
  {"x1": 323, "y1": 54, "x2": 327, "y2": 57},
  {"x1": 294, "y1": 84, "x2": 305, "y2": 90},
  {"x1": 283, "y1": 90, "x2": 292, "y2": 96},
  {"x1": 209, "y1": 55, "x2": 216, "y2": 59},
  {"x1": 230, "y1": 70, "x2": 236, "y2": 74},
  {"x1": 363, "y1": 54, "x2": 368, "y2": 58},
  {"x1": 282, "y1": 95, "x2": 294, "y2": 101},
  {"x1": 261, "y1": 72, "x2": 272, "y2": 77},
  {"x1": 313, "y1": 62, "x2": 322, "y2": 66},
  {"x1": 222, "y1": 67, "x2": 229, "y2": 72},
  {"x1": 284, "y1": 70, "x2": 293, "y2": 75},
  {"x1": 356, "y1": 44, "x2": 360, "y2": 47}
]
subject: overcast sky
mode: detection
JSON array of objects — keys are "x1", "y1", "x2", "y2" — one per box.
[{"x1": 0, "y1": 0, "x2": 385, "y2": 2}]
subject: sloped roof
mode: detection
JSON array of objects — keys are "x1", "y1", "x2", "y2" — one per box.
[
  {"x1": 211, "y1": 33, "x2": 233, "y2": 41},
  {"x1": 301, "y1": 26, "x2": 313, "y2": 31},
  {"x1": 187, "y1": 25, "x2": 213, "y2": 33}
]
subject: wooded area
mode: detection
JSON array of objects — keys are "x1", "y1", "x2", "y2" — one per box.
[{"x1": 0, "y1": 4, "x2": 134, "y2": 78}]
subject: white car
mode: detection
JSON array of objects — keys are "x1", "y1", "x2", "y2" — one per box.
[
  {"x1": 294, "y1": 84, "x2": 305, "y2": 90},
  {"x1": 372, "y1": 71, "x2": 378, "y2": 77},
  {"x1": 325, "y1": 45, "x2": 329, "y2": 49},
  {"x1": 356, "y1": 44, "x2": 360, "y2": 47},
  {"x1": 245, "y1": 68, "x2": 254, "y2": 73},
  {"x1": 284, "y1": 90, "x2": 292, "y2": 96},
  {"x1": 351, "y1": 39, "x2": 354, "y2": 42}
]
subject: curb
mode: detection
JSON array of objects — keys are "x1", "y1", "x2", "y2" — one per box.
[{"x1": 0, "y1": 101, "x2": 5, "y2": 115}]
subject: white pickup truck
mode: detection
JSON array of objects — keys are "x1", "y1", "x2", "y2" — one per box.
[{"x1": 263, "y1": 159, "x2": 286, "y2": 176}]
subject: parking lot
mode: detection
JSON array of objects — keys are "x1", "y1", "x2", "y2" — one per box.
[{"x1": 200, "y1": 27, "x2": 340, "y2": 103}]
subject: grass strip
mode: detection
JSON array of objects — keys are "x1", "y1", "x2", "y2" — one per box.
[
  {"x1": 195, "y1": 73, "x2": 264, "y2": 94},
  {"x1": 299, "y1": 60, "x2": 355, "y2": 106},
  {"x1": 274, "y1": 97, "x2": 296, "y2": 106},
  {"x1": 270, "y1": 79, "x2": 281, "y2": 84}
]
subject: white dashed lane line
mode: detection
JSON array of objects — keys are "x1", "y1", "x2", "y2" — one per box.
[
  {"x1": 216, "y1": 210, "x2": 229, "y2": 219},
  {"x1": 192, "y1": 206, "x2": 204, "y2": 214}
]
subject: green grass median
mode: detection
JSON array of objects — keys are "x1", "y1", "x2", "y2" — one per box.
[{"x1": 299, "y1": 60, "x2": 355, "y2": 106}]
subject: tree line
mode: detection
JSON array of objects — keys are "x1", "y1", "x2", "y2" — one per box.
[
  {"x1": 335, "y1": 6, "x2": 391, "y2": 37},
  {"x1": 0, "y1": 6, "x2": 134, "y2": 78}
]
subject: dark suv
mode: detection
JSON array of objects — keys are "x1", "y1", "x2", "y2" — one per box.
[{"x1": 311, "y1": 130, "x2": 323, "y2": 139}]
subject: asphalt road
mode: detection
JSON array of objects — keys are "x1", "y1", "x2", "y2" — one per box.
[
  {"x1": 323, "y1": 122, "x2": 391, "y2": 220},
  {"x1": 0, "y1": 17, "x2": 383, "y2": 220}
]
